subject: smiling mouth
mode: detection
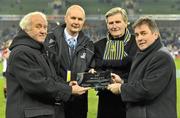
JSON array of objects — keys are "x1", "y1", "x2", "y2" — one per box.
[
  {"x1": 139, "y1": 43, "x2": 145, "y2": 46},
  {"x1": 73, "y1": 27, "x2": 79, "y2": 29},
  {"x1": 39, "y1": 35, "x2": 46, "y2": 38},
  {"x1": 72, "y1": 24, "x2": 79, "y2": 28},
  {"x1": 111, "y1": 28, "x2": 120, "y2": 31},
  {"x1": 73, "y1": 26, "x2": 80, "y2": 29}
]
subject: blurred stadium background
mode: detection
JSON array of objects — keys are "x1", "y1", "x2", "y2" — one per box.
[
  {"x1": 0, "y1": 0, "x2": 179, "y2": 56},
  {"x1": 0, "y1": 0, "x2": 179, "y2": 118}
]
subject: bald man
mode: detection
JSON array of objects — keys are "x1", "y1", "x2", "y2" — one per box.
[{"x1": 46, "y1": 5, "x2": 95, "y2": 118}]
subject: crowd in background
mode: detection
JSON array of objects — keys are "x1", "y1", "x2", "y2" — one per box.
[{"x1": 0, "y1": 21, "x2": 179, "y2": 60}]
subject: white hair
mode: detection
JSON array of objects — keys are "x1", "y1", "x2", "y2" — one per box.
[{"x1": 19, "y1": 11, "x2": 47, "y2": 30}]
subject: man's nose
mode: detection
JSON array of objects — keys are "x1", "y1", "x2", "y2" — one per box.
[
  {"x1": 112, "y1": 22, "x2": 117, "y2": 27},
  {"x1": 137, "y1": 35, "x2": 143, "y2": 41},
  {"x1": 74, "y1": 19, "x2": 80, "y2": 24},
  {"x1": 41, "y1": 28, "x2": 47, "y2": 34}
]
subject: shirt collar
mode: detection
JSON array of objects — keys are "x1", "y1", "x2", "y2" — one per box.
[{"x1": 64, "y1": 28, "x2": 78, "y2": 41}]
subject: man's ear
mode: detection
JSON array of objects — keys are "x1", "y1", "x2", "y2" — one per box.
[
  {"x1": 154, "y1": 32, "x2": 159, "y2": 39},
  {"x1": 125, "y1": 22, "x2": 128, "y2": 28},
  {"x1": 64, "y1": 15, "x2": 67, "y2": 24}
]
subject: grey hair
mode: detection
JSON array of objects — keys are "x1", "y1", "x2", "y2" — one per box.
[
  {"x1": 105, "y1": 7, "x2": 128, "y2": 24},
  {"x1": 132, "y1": 16, "x2": 160, "y2": 34},
  {"x1": 19, "y1": 11, "x2": 47, "y2": 30}
]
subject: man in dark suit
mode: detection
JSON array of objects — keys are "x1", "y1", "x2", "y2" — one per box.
[
  {"x1": 46, "y1": 5, "x2": 94, "y2": 118},
  {"x1": 5, "y1": 11, "x2": 89, "y2": 118},
  {"x1": 108, "y1": 16, "x2": 177, "y2": 118}
]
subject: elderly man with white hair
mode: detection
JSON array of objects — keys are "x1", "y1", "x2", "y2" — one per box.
[{"x1": 5, "y1": 11, "x2": 89, "y2": 118}]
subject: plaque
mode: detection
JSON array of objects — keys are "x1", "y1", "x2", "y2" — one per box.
[{"x1": 77, "y1": 71, "x2": 111, "y2": 89}]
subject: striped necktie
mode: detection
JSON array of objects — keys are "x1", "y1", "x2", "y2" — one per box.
[{"x1": 67, "y1": 38, "x2": 76, "y2": 56}]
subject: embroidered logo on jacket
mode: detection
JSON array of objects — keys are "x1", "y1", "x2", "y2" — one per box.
[
  {"x1": 48, "y1": 38, "x2": 55, "y2": 48},
  {"x1": 49, "y1": 38, "x2": 55, "y2": 44},
  {"x1": 80, "y1": 53, "x2": 86, "y2": 59}
]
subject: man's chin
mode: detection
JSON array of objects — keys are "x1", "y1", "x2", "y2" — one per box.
[
  {"x1": 72, "y1": 29, "x2": 80, "y2": 32},
  {"x1": 139, "y1": 46, "x2": 147, "y2": 51},
  {"x1": 36, "y1": 38, "x2": 45, "y2": 43},
  {"x1": 70, "y1": 30, "x2": 80, "y2": 35},
  {"x1": 111, "y1": 32, "x2": 123, "y2": 37}
]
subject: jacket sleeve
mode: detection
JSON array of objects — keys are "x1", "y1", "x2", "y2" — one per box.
[
  {"x1": 121, "y1": 52, "x2": 175, "y2": 102},
  {"x1": 94, "y1": 40, "x2": 107, "y2": 71},
  {"x1": 9, "y1": 51, "x2": 72, "y2": 102},
  {"x1": 86, "y1": 41, "x2": 95, "y2": 70}
]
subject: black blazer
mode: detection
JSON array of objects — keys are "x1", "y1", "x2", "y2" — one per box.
[
  {"x1": 45, "y1": 24, "x2": 95, "y2": 117},
  {"x1": 94, "y1": 33, "x2": 138, "y2": 118},
  {"x1": 6, "y1": 29, "x2": 72, "y2": 118},
  {"x1": 121, "y1": 39, "x2": 177, "y2": 118}
]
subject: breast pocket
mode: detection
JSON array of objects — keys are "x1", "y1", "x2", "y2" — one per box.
[{"x1": 24, "y1": 107, "x2": 54, "y2": 118}]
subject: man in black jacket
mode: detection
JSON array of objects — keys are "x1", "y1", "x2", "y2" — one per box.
[
  {"x1": 94, "y1": 7, "x2": 137, "y2": 118},
  {"x1": 108, "y1": 17, "x2": 177, "y2": 118},
  {"x1": 45, "y1": 5, "x2": 94, "y2": 118},
  {"x1": 6, "y1": 11, "x2": 89, "y2": 118}
]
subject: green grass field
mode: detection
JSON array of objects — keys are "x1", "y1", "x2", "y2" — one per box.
[
  {"x1": 0, "y1": 77, "x2": 6, "y2": 118},
  {"x1": 0, "y1": 59, "x2": 179, "y2": 118},
  {"x1": 175, "y1": 59, "x2": 180, "y2": 118},
  {"x1": 177, "y1": 79, "x2": 180, "y2": 118}
]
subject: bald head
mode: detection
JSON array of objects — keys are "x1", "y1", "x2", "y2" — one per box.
[
  {"x1": 65, "y1": 5, "x2": 85, "y2": 17},
  {"x1": 64, "y1": 5, "x2": 86, "y2": 36}
]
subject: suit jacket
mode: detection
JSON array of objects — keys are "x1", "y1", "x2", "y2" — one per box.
[
  {"x1": 6, "y1": 29, "x2": 72, "y2": 118},
  {"x1": 121, "y1": 39, "x2": 177, "y2": 118},
  {"x1": 94, "y1": 33, "x2": 137, "y2": 118},
  {"x1": 45, "y1": 24, "x2": 94, "y2": 117}
]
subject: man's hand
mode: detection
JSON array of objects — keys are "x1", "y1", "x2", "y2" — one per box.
[
  {"x1": 111, "y1": 73, "x2": 124, "y2": 84},
  {"x1": 107, "y1": 83, "x2": 121, "y2": 95},
  {"x1": 2, "y1": 48, "x2": 10, "y2": 59},
  {"x1": 88, "y1": 68, "x2": 96, "y2": 74},
  {"x1": 71, "y1": 84, "x2": 90, "y2": 95},
  {"x1": 69, "y1": 81, "x2": 78, "y2": 86}
]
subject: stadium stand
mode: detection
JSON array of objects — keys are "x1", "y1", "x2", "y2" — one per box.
[
  {"x1": 0, "y1": 0, "x2": 179, "y2": 58},
  {"x1": 0, "y1": 0, "x2": 180, "y2": 15}
]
